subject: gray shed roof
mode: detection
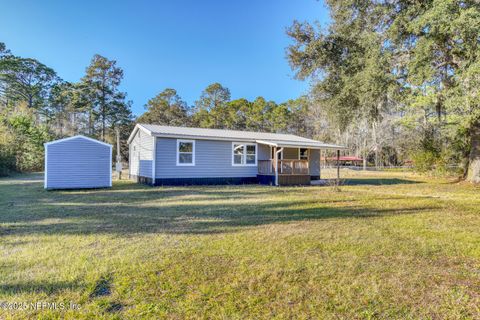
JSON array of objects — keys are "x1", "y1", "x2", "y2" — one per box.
[{"x1": 128, "y1": 124, "x2": 346, "y2": 150}]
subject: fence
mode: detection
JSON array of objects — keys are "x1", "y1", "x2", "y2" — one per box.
[{"x1": 317, "y1": 165, "x2": 417, "y2": 181}]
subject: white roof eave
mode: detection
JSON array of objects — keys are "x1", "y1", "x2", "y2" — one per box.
[
  {"x1": 151, "y1": 133, "x2": 257, "y2": 142},
  {"x1": 127, "y1": 124, "x2": 153, "y2": 144}
]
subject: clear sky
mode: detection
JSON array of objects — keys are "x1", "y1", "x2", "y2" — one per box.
[{"x1": 0, "y1": 0, "x2": 329, "y2": 115}]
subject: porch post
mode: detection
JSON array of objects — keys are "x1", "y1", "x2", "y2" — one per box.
[
  {"x1": 336, "y1": 149, "x2": 340, "y2": 181},
  {"x1": 319, "y1": 149, "x2": 321, "y2": 180},
  {"x1": 322, "y1": 149, "x2": 326, "y2": 168},
  {"x1": 274, "y1": 146, "x2": 278, "y2": 186}
]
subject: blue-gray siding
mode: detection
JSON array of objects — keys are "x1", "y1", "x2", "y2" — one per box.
[
  {"x1": 128, "y1": 134, "x2": 322, "y2": 181},
  {"x1": 155, "y1": 138, "x2": 270, "y2": 178},
  {"x1": 129, "y1": 129, "x2": 154, "y2": 178},
  {"x1": 45, "y1": 138, "x2": 111, "y2": 189},
  {"x1": 258, "y1": 144, "x2": 270, "y2": 161}
]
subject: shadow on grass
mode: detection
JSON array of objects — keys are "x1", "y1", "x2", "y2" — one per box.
[
  {"x1": 343, "y1": 178, "x2": 421, "y2": 186},
  {"x1": 0, "y1": 174, "x2": 442, "y2": 237},
  {"x1": 0, "y1": 280, "x2": 81, "y2": 296}
]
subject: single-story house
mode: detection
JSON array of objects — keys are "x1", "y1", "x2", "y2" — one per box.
[
  {"x1": 44, "y1": 135, "x2": 112, "y2": 190},
  {"x1": 127, "y1": 124, "x2": 346, "y2": 186}
]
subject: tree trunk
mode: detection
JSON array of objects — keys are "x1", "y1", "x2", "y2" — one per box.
[
  {"x1": 72, "y1": 113, "x2": 77, "y2": 135},
  {"x1": 372, "y1": 121, "x2": 379, "y2": 169},
  {"x1": 102, "y1": 112, "x2": 105, "y2": 141},
  {"x1": 88, "y1": 110, "x2": 93, "y2": 135},
  {"x1": 467, "y1": 121, "x2": 480, "y2": 183},
  {"x1": 363, "y1": 135, "x2": 367, "y2": 171}
]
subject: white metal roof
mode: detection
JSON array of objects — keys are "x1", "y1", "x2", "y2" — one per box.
[{"x1": 128, "y1": 124, "x2": 346, "y2": 150}]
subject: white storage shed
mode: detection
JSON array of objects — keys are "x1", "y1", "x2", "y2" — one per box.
[{"x1": 44, "y1": 135, "x2": 112, "y2": 190}]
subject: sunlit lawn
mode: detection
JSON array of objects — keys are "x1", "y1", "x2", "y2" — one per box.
[{"x1": 0, "y1": 170, "x2": 479, "y2": 319}]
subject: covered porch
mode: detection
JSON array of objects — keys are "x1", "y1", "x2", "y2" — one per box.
[
  {"x1": 255, "y1": 139, "x2": 346, "y2": 186},
  {"x1": 258, "y1": 159, "x2": 311, "y2": 185}
]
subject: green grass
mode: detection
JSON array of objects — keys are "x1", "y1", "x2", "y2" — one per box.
[{"x1": 0, "y1": 170, "x2": 479, "y2": 319}]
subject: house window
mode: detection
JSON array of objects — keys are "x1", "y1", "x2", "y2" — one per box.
[
  {"x1": 232, "y1": 143, "x2": 257, "y2": 166},
  {"x1": 299, "y1": 148, "x2": 309, "y2": 160},
  {"x1": 177, "y1": 140, "x2": 195, "y2": 166}
]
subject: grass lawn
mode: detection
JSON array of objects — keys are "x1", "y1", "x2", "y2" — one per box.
[{"x1": 0, "y1": 170, "x2": 479, "y2": 319}]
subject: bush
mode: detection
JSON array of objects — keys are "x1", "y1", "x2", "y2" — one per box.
[
  {"x1": 412, "y1": 150, "x2": 463, "y2": 177},
  {"x1": 0, "y1": 112, "x2": 51, "y2": 175},
  {"x1": 412, "y1": 150, "x2": 437, "y2": 173},
  {"x1": 8, "y1": 115, "x2": 50, "y2": 172},
  {"x1": 0, "y1": 129, "x2": 16, "y2": 176}
]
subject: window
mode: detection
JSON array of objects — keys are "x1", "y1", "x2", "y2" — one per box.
[
  {"x1": 299, "y1": 148, "x2": 309, "y2": 160},
  {"x1": 246, "y1": 145, "x2": 256, "y2": 164},
  {"x1": 232, "y1": 143, "x2": 257, "y2": 166},
  {"x1": 233, "y1": 144, "x2": 244, "y2": 165},
  {"x1": 176, "y1": 140, "x2": 195, "y2": 166}
]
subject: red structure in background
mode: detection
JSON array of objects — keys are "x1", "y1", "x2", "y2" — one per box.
[{"x1": 322, "y1": 156, "x2": 364, "y2": 166}]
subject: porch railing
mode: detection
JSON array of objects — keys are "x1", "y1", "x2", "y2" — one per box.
[{"x1": 258, "y1": 160, "x2": 309, "y2": 175}]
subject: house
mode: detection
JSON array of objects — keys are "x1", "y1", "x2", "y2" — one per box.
[
  {"x1": 127, "y1": 124, "x2": 346, "y2": 186},
  {"x1": 44, "y1": 135, "x2": 112, "y2": 190}
]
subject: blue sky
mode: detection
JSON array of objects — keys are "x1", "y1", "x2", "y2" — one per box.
[{"x1": 0, "y1": 0, "x2": 329, "y2": 115}]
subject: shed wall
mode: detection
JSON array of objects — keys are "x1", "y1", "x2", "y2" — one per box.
[{"x1": 45, "y1": 138, "x2": 111, "y2": 189}]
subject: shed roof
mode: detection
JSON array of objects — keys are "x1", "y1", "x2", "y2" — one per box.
[
  {"x1": 128, "y1": 124, "x2": 346, "y2": 150},
  {"x1": 45, "y1": 135, "x2": 112, "y2": 148}
]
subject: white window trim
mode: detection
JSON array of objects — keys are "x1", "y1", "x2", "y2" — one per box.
[
  {"x1": 232, "y1": 142, "x2": 257, "y2": 166},
  {"x1": 298, "y1": 148, "x2": 309, "y2": 161},
  {"x1": 176, "y1": 139, "x2": 195, "y2": 166}
]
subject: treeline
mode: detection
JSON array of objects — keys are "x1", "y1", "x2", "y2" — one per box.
[
  {"x1": 286, "y1": 0, "x2": 480, "y2": 182},
  {"x1": 0, "y1": 43, "x2": 133, "y2": 175},
  {"x1": 137, "y1": 84, "x2": 313, "y2": 137}
]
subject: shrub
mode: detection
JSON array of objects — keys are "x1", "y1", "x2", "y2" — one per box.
[
  {"x1": 0, "y1": 127, "x2": 16, "y2": 176},
  {"x1": 0, "y1": 111, "x2": 51, "y2": 175},
  {"x1": 412, "y1": 150, "x2": 437, "y2": 173},
  {"x1": 8, "y1": 115, "x2": 50, "y2": 172}
]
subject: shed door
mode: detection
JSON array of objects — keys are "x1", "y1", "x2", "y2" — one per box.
[
  {"x1": 136, "y1": 151, "x2": 140, "y2": 175},
  {"x1": 131, "y1": 147, "x2": 140, "y2": 176}
]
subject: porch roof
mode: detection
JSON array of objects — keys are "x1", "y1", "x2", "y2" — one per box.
[{"x1": 255, "y1": 139, "x2": 347, "y2": 150}]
